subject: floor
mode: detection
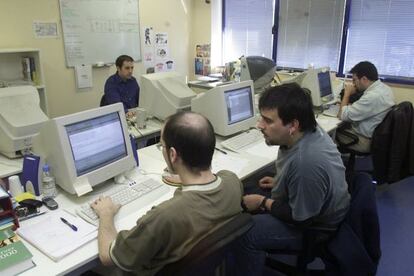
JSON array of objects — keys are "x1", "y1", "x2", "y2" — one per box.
[{"x1": 351, "y1": 156, "x2": 413, "y2": 276}]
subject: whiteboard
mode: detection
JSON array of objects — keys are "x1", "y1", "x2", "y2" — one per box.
[{"x1": 59, "y1": 0, "x2": 141, "y2": 67}]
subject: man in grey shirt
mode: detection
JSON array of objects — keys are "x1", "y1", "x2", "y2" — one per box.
[
  {"x1": 232, "y1": 83, "x2": 350, "y2": 276},
  {"x1": 337, "y1": 61, "x2": 395, "y2": 153}
]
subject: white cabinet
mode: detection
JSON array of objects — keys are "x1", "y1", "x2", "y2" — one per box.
[{"x1": 0, "y1": 48, "x2": 48, "y2": 115}]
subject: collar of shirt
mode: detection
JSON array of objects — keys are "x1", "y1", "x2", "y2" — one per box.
[
  {"x1": 114, "y1": 73, "x2": 133, "y2": 84},
  {"x1": 364, "y1": 79, "x2": 381, "y2": 94},
  {"x1": 180, "y1": 175, "x2": 221, "y2": 192}
]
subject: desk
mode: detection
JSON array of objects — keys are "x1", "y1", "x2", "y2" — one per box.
[{"x1": 316, "y1": 114, "x2": 341, "y2": 134}]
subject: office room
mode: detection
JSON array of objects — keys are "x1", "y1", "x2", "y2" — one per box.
[{"x1": 0, "y1": 0, "x2": 414, "y2": 275}]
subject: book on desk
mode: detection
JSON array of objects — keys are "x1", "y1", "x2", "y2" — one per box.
[{"x1": 0, "y1": 228, "x2": 35, "y2": 275}]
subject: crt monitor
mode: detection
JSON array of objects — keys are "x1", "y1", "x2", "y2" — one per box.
[
  {"x1": 33, "y1": 103, "x2": 136, "y2": 196},
  {"x1": 139, "y1": 72, "x2": 196, "y2": 121},
  {"x1": 283, "y1": 67, "x2": 333, "y2": 107},
  {"x1": 240, "y1": 56, "x2": 276, "y2": 94},
  {"x1": 191, "y1": 80, "x2": 256, "y2": 137},
  {"x1": 0, "y1": 86, "x2": 48, "y2": 158}
]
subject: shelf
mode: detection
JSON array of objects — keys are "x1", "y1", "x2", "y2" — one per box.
[{"x1": 0, "y1": 48, "x2": 48, "y2": 115}]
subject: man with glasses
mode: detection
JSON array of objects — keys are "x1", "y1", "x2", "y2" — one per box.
[
  {"x1": 91, "y1": 111, "x2": 244, "y2": 275},
  {"x1": 336, "y1": 61, "x2": 395, "y2": 153}
]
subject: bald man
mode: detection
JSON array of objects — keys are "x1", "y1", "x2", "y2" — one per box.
[{"x1": 91, "y1": 111, "x2": 243, "y2": 275}]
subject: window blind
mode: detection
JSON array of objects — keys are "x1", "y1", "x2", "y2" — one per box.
[
  {"x1": 223, "y1": 0, "x2": 274, "y2": 63},
  {"x1": 277, "y1": 0, "x2": 345, "y2": 70},
  {"x1": 344, "y1": 0, "x2": 414, "y2": 78}
]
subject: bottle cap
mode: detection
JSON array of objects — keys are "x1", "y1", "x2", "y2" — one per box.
[{"x1": 42, "y1": 164, "x2": 50, "y2": 172}]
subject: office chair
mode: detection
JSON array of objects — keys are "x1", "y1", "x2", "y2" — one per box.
[
  {"x1": 265, "y1": 172, "x2": 380, "y2": 276},
  {"x1": 337, "y1": 101, "x2": 414, "y2": 184},
  {"x1": 371, "y1": 101, "x2": 414, "y2": 184},
  {"x1": 336, "y1": 124, "x2": 372, "y2": 180},
  {"x1": 155, "y1": 213, "x2": 254, "y2": 276}
]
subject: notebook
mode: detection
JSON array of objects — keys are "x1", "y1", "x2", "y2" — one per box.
[{"x1": 17, "y1": 210, "x2": 97, "y2": 261}]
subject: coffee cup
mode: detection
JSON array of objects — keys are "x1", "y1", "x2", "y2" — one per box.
[{"x1": 8, "y1": 175, "x2": 24, "y2": 197}]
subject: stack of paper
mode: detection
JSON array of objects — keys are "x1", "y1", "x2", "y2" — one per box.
[{"x1": 17, "y1": 210, "x2": 97, "y2": 261}]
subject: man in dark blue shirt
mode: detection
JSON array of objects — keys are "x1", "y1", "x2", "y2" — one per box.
[{"x1": 104, "y1": 55, "x2": 140, "y2": 117}]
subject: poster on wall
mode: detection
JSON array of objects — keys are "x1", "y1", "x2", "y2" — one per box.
[
  {"x1": 142, "y1": 26, "x2": 155, "y2": 73},
  {"x1": 142, "y1": 29, "x2": 173, "y2": 73},
  {"x1": 33, "y1": 21, "x2": 59, "y2": 38},
  {"x1": 154, "y1": 32, "x2": 170, "y2": 73},
  {"x1": 195, "y1": 44, "x2": 211, "y2": 75}
]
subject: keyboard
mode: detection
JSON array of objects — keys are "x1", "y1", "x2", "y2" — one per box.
[
  {"x1": 323, "y1": 104, "x2": 340, "y2": 117},
  {"x1": 221, "y1": 129, "x2": 263, "y2": 152},
  {"x1": 76, "y1": 178, "x2": 164, "y2": 225}
]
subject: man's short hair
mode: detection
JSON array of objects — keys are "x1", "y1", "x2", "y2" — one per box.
[
  {"x1": 115, "y1": 55, "x2": 134, "y2": 68},
  {"x1": 258, "y1": 83, "x2": 317, "y2": 132},
  {"x1": 162, "y1": 111, "x2": 215, "y2": 172},
  {"x1": 350, "y1": 61, "x2": 378, "y2": 81}
]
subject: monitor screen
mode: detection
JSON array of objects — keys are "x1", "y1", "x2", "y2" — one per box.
[
  {"x1": 318, "y1": 71, "x2": 332, "y2": 98},
  {"x1": 225, "y1": 86, "x2": 254, "y2": 125},
  {"x1": 66, "y1": 112, "x2": 127, "y2": 176},
  {"x1": 191, "y1": 80, "x2": 256, "y2": 137},
  {"x1": 33, "y1": 103, "x2": 136, "y2": 196}
]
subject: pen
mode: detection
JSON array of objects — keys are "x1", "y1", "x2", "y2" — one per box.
[
  {"x1": 215, "y1": 147, "x2": 228, "y2": 155},
  {"x1": 60, "y1": 217, "x2": 78, "y2": 231}
]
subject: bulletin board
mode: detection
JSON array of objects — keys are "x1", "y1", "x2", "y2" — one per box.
[{"x1": 59, "y1": 0, "x2": 141, "y2": 67}]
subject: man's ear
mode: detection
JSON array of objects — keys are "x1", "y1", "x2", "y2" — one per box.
[
  {"x1": 289, "y1": 119, "x2": 300, "y2": 135},
  {"x1": 169, "y1": 147, "x2": 178, "y2": 163}
]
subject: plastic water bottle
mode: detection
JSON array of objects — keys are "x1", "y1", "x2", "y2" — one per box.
[{"x1": 42, "y1": 164, "x2": 57, "y2": 198}]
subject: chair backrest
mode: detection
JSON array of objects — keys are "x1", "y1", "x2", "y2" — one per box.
[
  {"x1": 100, "y1": 94, "x2": 107, "y2": 107},
  {"x1": 327, "y1": 172, "x2": 381, "y2": 274},
  {"x1": 371, "y1": 101, "x2": 414, "y2": 183},
  {"x1": 156, "y1": 213, "x2": 253, "y2": 276}
]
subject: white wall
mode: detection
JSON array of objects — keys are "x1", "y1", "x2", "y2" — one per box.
[{"x1": 0, "y1": 0, "x2": 194, "y2": 118}]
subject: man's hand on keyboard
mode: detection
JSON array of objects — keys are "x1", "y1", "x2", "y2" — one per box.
[
  {"x1": 91, "y1": 196, "x2": 121, "y2": 219},
  {"x1": 258, "y1": 176, "x2": 275, "y2": 189}
]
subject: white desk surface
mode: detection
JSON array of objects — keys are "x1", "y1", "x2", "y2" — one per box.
[
  {"x1": 18, "y1": 115, "x2": 340, "y2": 276},
  {"x1": 316, "y1": 114, "x2": 341, "y2": 133}
]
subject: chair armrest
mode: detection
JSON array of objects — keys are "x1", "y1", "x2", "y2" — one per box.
[{"x1": 337, "y1": 128, "x2": 360, "y2": 148}]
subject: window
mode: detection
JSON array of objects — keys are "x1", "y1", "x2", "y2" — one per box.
[
  {"x1": 344, "y1": 0, "x2": 414, "y2": 80},
  {"x1": 223, "y1": 0, "x2": 275, "y2": 63},
  {"x1": 221, "y1": 0, "x2": 414, "y2": 82},
  {"x1": 277, "y1": 0, "x2": 344, "y2": 70}
]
